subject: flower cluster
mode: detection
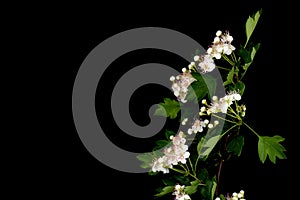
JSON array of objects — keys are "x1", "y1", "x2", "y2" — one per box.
[
  {"x1": 172, "y1": 184, "x2": 191, "y2": 200},
  {"x1": 190, "y1": 54, "x2": 216, "y2": 74},
  {"x1": 207, "y1": 30, "x2": 236, "y2": 59},
  {"x1": 215, "y1": 190, "x2": 245, "y2": 200},
  {"x1": 170, "y1": 30, "x2": 236, "y2": 105},
  {"x1": 170, "y1": 72, "x2": 196, "y2": 103},
  {"x1": 201, "y1": 91, "x2": 241, "y2": 115},
  {"x1": 151, "y1": 131, "x2": 190, "y2": 174}
]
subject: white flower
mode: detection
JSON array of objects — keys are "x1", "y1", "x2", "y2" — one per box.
[
  {"x1": 187, "y1": 119, "x2": 207, "y2": 134},
  {"x1": 171, "y1": 71, "x2": 196, "y2": 103},
  {"x1": 207, "y1": 30, "x2": 236, "y2": 59},
  {"x1": 173, "y1": 184, "x2": 191, "y2": 200},
  {"x1": 151, "y1": 131, "x2": 190, "y2": 173},
  {"x1": 213, "y1": 36, "x2": 220, "y2": 43},
  {"x1": 198, "y1": 54, "x2": 216, "y2": 73},
  {"x1": 207, "y1": 91, "x2": 241, "y2": 114}
]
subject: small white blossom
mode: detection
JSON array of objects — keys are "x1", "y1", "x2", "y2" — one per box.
[
  {"x1": 171, "y1": 72, "x2": 196, "y2": 103},
  {"x1": 187, "y1": 119, "x2": 207, "y2": 134},
  {"x1": 173, "y1": 184, "x2": 191, "y2": 200},
  {"x1": 213, "y1": 36, "x2": 220, "y2": 43},
  {"x1": 207, "y1": 91, "x2": 241, "y2": 114},
  {"x1": 198, "y1": 54, "x2": 216, "y2": 73},
  {"x1": 194, "y1": 55, "x2": 200, "y2": 61},
  {"x1": 216, "y1": 30, "x2": 222, "y2": 36}
]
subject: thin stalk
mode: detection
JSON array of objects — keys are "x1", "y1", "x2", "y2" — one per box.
[
  {"x1": 220, "y1": 124, "x2": 238, "y2": 137},
  {"x1": 179, "y1": 163, "x2": 189, "y2": 173},
  {"x1": 222, "y1": 55, "x2": 235, "y2": 67},
  {"x1": 188, "y1": 158, "x2": 196, "y2": 176},
  {"x1": 212, "y1": 114, "x2": 238, "y2": 124},
  {"x1": 216, "y1": 66, "x2": 231, "y2": 71},
  {"x1": 243, "y1": 122, "x2": 260, "y2": 137}
]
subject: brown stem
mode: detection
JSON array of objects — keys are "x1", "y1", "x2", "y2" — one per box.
[
  {"x1": 216, "y1": 158, "x2": 223, "y2": 195},
  {"x1": 216, "y1": 134, "x2": 231, "y2": 196}
]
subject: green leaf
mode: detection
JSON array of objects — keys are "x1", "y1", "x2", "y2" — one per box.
[
  {"x1": 173, "y1": 174, "x2": 190, "y2": 185},
  {"x1": 153, "y1": 140, "x2": 170, "y2": 151},
  {"x1": 162, "y1": 178, "x2": 176, "y2": 186},
  {"x1": 245, "y1": 9, "x2": 262, "y2": 46},
  {"x1": 234, "y1": 81, "x2": 245, "y2": 96},
  {"x1": 154, "y1": 98, "x2": 181, "y2": 119},
  {"x1": 137, "y1": 150, "x2": 164, "y2": 170},
  {"x1": 201, "y1": 135, "x2": 221, "y2": 158},
  {"x1": 223, "y1": 67, "x2": 235, "y2": 86},
  {"x1": 184, "y1": 180, "x2": 200, "y2": 195},
  {"x1": 226, "y1": 135, "x2": 244, "y2": 156},
  {"x1": 136, "y1": 153, "x2": 155, "y2": 169},
  {"x1": 154, "y1": 186, "x2": 174, "y2": 197},
  {"x1": 198, "y1": 168, "x2": 209, "y2": 181},
  {"x1": 258, "y1": 135, "x2": 287, "y2": 164},
  {"x1": 241, "y1": 43, "x2": 261, "y2": 71},
  {"x1": 197, "y1": 137, "x2": 205, "y2": 156},
  {"x1": 238, "y1": 45, "x2": 252, "y2": 64},
  {"x1": 250, "y1": 43, "x2": 260, "y2": 60},
  {"x1": 200, "y1": 177, "x2": 216, "y2": 200},
  {"x1": 227, "y1": 81, "x2": 245, "y2": 96},
  {"x1": 165, "y1": 129, "x2": 176, "y2": 140},
  {"x1": 219, "y1": 194, "x2": 226, "y2": 200},
  {"x1": 186, "y1": 73, "x2": 208, "y2": 103},
  {"x1": 202, "y1": 74, "x2": 217, "y2": 98},
  {"x1": 210, "y1": 178, "x2": 217, "y2": 200}
]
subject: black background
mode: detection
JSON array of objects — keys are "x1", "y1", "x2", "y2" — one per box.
[{"x1": 13, "y1": 1, "x2": 296, "y2": 199}]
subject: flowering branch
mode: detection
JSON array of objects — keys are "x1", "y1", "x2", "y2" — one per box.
[{"x1": 137, "y1": 9, "x2": 287, "y2": 200}]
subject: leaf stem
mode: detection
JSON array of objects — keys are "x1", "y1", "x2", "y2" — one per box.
[
  {"x1": 171, "y1": 167, "x2": 203, "y2": 183},
  {"x1": 242, "y1": 121, "x2": 260, "y2": 137},
  {"x1": 220, "y1": 124, "x2": 238, "y2": 137}
]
